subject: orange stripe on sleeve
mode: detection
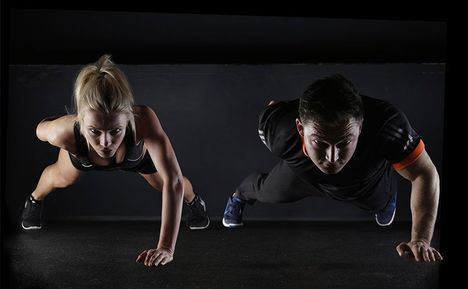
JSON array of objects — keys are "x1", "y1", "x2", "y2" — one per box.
[{"x1": 392, "y1": 139, "x2": 425, "y2": 171}]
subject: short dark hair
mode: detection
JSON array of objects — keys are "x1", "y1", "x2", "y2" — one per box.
[{"x1": 299, "y1": 74, "x2": 363, "y2": 125}]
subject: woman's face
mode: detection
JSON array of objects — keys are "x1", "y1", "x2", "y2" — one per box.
[{"x1": 82, "y1": 110, "x2": 128, "y2": 159}]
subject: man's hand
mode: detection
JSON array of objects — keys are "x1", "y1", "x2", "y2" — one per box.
[
  {"x1": 396, "y1": 240, "x2": 443, "y2": 263},
  {"x1": 136, "y1": 247, "x2": 174, "y2": 267}
]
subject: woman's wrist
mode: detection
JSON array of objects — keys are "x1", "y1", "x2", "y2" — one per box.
[{"x1": 157, "y1": 244, "x2": 174, "y2": 254}]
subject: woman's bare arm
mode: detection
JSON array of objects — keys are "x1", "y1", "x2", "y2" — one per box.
[
  {"x1": 134, "y1": 105, "x2": 184, "y2": 267},
  {"x1": 36, "y1": 115, "x2": 77, "y2": 152}
]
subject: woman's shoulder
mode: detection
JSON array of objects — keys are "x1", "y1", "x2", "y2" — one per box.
[
  {"x1": 132, "y1": 105, "x2": 161, "y2": 139},
  {"x1": 133, "y1": 105, "x2": 150, "y2": 140},
  {"x1": 133, "y1": 104, "x2": 154, "y2": 116},
  {"x1": 132, "y1": 104, "x2": 156, "y2": 125},
  {"x1": 52, "y1": 115, "x2": 79, "y2": 154}
]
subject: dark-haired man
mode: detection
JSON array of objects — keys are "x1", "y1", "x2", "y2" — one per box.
[{"x1": 223, "y1": 74, "x2": 442, "y2": 263}]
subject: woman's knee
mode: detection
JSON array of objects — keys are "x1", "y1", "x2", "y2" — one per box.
[
  {"x1": 140, "y1": 172, "x2": 164, "y2": 191},
  {"x1": 48, "y1": 164, "x2": 80, "y2": 188}
]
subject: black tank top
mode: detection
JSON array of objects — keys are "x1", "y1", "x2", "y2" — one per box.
[{"x1": 68, "y1": 121, "x2": 147, "y2": 171}]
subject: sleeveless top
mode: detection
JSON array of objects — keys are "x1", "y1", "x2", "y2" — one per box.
[{"x1": 68, "y1": 121, "x2": 147, "y2": 171}]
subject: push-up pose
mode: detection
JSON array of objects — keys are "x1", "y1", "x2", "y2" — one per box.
[
  {"x1": 20, "y1": 55, "x2": 210, "y2": 267},
  {"x1": 223, "y1": 74, "x2": 442, "y2": 263}
]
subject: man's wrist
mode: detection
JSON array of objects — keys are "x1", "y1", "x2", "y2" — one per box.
[{"x1": 410, "y1": 237, "x2": 430, "y2": 244}]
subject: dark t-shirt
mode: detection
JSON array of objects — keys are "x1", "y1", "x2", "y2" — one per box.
[{"x1": 257, "y1": 95, "x2": 422, "y2": 202}]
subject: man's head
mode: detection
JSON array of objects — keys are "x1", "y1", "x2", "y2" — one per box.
[{"x1": 297, "y1": 74, "x2": 363, "y2": 174}]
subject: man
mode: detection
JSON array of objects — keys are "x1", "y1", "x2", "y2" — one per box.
[{"x1": 223, "y1": 74, "x2": 442, "y2": 263}]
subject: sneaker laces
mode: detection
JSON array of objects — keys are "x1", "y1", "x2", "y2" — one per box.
[
  {"x1": 187, "y1": 196, "x2": 206, "y2": 221},
  {"x1": 225, "y1": 196, "x2": 244, "y2": 218},
  {"x1": 24, "y1": 195, "x2": 43, "y2": 220}
]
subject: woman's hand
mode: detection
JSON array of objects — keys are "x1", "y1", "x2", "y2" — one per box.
[{"x1": 136, "y1": 247, "x2": 174, "y2": 267}]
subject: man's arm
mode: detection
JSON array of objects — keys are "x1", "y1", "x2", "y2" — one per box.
[{"x1": 395, "y1": 150, "x2": 443, "y2": 262}]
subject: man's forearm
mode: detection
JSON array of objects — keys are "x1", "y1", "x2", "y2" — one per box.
[{"x1": 410, "y1": 175, "x2": 440, "y2": 242}]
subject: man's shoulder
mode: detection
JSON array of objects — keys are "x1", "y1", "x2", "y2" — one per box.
[
  {"x1": 267, "y1": 98, "x2": 299, "y2": 118},
  {"x1": 362, "y1": 95, "x2": 403, "y2": 122},
  {"x1": 260, "y1": 99, "x2": 299, "y2": 131},
  {"x1": 258, "y1": 99, "x2": 301, "y2": 159},
  {"x1": 362, "y1": 94, "x2": 394, "y2": 109}
]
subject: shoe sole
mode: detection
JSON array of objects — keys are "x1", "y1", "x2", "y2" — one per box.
[
  {"x1": 375, "y1": 208, "x2": 396, "y2": 226},
  {"x1": 189, "y1": 218, "x2": 211, "y2": 230},
  {"x1": 222, "y1": 217, "x2": 243, "y2": 228},
  {"x1": 21, "y1": 221, "x2": 42, "y2": 230}
]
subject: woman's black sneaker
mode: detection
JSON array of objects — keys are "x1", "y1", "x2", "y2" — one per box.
[
  {"x1": 185, "y1": 194, "x2": 210, "y2": 230},
  {"x1": 20, "y1": 195, "x2": 44, "y2": 230}
]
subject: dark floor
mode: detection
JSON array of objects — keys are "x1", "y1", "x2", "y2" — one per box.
[{"x1": 4, "y1": 221, "x2": 439, "y2": 289}]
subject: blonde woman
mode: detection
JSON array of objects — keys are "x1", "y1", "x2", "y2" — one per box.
[{"x1": 20, "y1": 54, "x2": 210, "y2": 267}]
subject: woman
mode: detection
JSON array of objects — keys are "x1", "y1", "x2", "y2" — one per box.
[{"x1": 20, "y1": 54, "x2": 210, "y2": 267}]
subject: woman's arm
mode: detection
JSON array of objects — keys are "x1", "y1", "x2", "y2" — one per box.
[
  {"x1": 36, "y1": 115, "x2": 77, "y2": 151},
  {"x1": 135, "y1": 105, "x2": 184, "y2": 266}
]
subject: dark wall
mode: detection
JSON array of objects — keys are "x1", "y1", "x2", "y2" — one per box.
[
  {"x1": 6, "y1": 64, "x2": 445, "y2": 222},
  {"x1": 9, "y1": 9, "x2": 446, "y2": 64}
]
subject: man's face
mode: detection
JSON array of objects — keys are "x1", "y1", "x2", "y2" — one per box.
[
  {"x1": 296, "y1": 117, "x2": 362, "y2": 174},
  {"x1": 82, "y1": 110, "x2": 128, "y2": 159}
]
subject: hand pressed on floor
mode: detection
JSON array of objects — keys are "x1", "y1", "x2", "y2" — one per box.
[
  {"x1": 396, "y1": 240, "x2": 443, "y2": 263},
  {"x1": 136, "y1": 247, "x2": 174, "y2": 267}
]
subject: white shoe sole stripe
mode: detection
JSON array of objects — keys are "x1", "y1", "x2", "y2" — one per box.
[
  {"x1": 222, "y1": 218, "x2": 244, "y2": 228},
  {"x1": 375, "y1": 208, "x2": 396, "y2": 226},
  {"x1": 21, "y1": 221, "x2": 41, "y2": 230},
  {"x1": 189, "y1": 218, "x2": 210, "y2": 230}
]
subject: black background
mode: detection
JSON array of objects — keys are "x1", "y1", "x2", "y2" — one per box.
[{"x1": 1, "y1": 1, "x2": 466, "y2": 288}]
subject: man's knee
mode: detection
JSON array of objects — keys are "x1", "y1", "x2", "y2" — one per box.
[{"x1": 256, "y1": 191, "x2": 291, "y2": 204}]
